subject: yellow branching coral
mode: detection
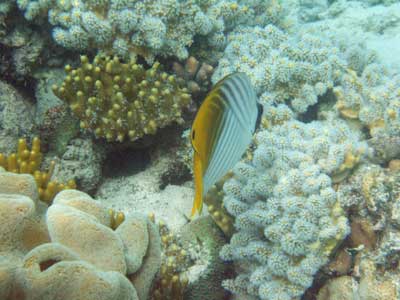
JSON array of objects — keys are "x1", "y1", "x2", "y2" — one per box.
[
  {"x1": 53, "y1": 55, "x2": 192, "y2": 142},
  {"x1": 151, "y1": 219, "x2": 190, "y2": 300},
  {"x1": 108, "y1": 208, "x2": 126, "y2": 230},
  {"x1": 204, "y1": 178, "x2": 235, "y2": 238},
  {"x1": 0, "y1": 137, "x2": 76, "y2": 204}
]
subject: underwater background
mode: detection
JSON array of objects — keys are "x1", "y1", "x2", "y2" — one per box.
[{"x1": 1, "y1": 0, "x2": 400, "y2": 299}]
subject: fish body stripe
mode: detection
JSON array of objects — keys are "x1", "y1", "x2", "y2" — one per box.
[
  {"x1": 191, "y1": 72, "x2": 259, "y2": 216},
  {"x1": 203, "y1": 111, "x2": 252, "y2": 193},
  {"x1": 218, "y1": 74, "x2": 258, "y2": 134},
  {"x1": 222, "y1": 75, "x2": 248, "y2": 122},
  {"x1": 202, "y1": 73, "x2": 258, "y2": 194}
]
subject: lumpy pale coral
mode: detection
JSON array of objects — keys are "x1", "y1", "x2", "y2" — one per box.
[
  {"x1": 15, "y1": 0, "x2": 285, "y2": 62},
  {"x1": 334, "y1": 65, "x2": 400, "y2": 138},
  {"x1": 0, "y1": 169, "x2": 162, "y2": 300},
  {"x1": 219, "y1": 116, "x2": 368, "y2": 300}
]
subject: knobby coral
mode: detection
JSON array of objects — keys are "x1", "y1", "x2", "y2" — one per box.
[
  {"x1": 334, "y1": 65, "x2": 400, "y2": 138},
  {"x1": 219, "y1": 116, "x2": 368, "y2": 300},
  {"x1": 151, "y1": 219, "x2": 191, "y2": 300},
  {"x1": 212, "y1": 24, "x2": 347, "y2": 114},
  {"x1": 53, "y1": 55, "x2": 191, "y2": 142},
  {"x1": 0, "y1": 137, "x2": 76, "y2": 204},
  {"x1": 15, "y1": 0, "x2": 285, "y2": 62}
]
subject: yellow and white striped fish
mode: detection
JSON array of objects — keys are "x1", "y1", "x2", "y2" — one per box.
[{"x1": 190, "y1": 72, "x2": 262, "y2": 217}]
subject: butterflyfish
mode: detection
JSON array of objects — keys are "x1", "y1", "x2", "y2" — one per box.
[{"x1": 190, "y1": 72, "x2": 262, "y2": 217}]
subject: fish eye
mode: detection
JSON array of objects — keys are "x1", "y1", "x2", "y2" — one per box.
[{"x1": 192, "y1": 130, "x2": 195, "y2": 140}]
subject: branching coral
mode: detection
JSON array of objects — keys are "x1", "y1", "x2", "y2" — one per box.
[
  {"x1": 172, "y1": 56, "x2": 214, "y2": 101},
  {"x1": 212, "y1": 21, "x2": 392, "y2": 125},
  {"x1": 219, "y1": 116, "x2": 369, "y2": 300},
  {"x1": 15, "y1": 0, "x2": 285, "y2": 62},
  {"x1": 0, "y1": 137, "x2": 76, "y2": 204},
  {"x1": 109, "y1": 208, "x2": 125, "y2": 230},
  {"x1": 53, "y1": 55, "x2": 191, "y2": 142},
  {"x1": 151, "y1": 219, "x2": 191, "y2": 300},
  {"x1": 334, "y1": 64, "x2": 400, "y2": 138},
  {"x1": 204, "y1": 177, "x2": 235, "y2": 237},
  {"x1": 212, "y1": 24, "x2": 348, "y2": 114}
]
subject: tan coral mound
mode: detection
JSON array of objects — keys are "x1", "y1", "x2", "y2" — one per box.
[{"x1": 0, "y1": 169, "x2": 161, "y2": 300}]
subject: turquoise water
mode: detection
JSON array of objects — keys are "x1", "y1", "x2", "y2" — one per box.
[{"x1": 0, "y1": 1, "x2": 400, "y2": 300}]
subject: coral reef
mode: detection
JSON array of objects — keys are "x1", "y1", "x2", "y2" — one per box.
[
  {"x1": 0, "y1": 81, "x2": 35, "y2": 154},
  {"x1": 320, "y1": 156, "x2": 400, "y2": 299},
  {"x1": 309, "y1": 1, "x2": 400, "y2": 69},
  {"x1": 0, "y1": 10, "x2": 68, "y2": 84},
  {"x1": 0, "y1": 19, "x2": 44, "y2": 79},
  {"x1": 151, "y1": 219, "x2": 191, "y2": 300},
  {"x1": 316, "y1": 276, "x2": 357, "y2": 300},
  {"x1": 297, "y1": 0, "x2": 329, "y2": 22},
  {"x1": 33, "y1": 68, "x2": 81, "y2": 156},
  {"x1": 211, "y1": 17, "x2": 398, "y2": 128},
  {"x1": 2, "y1": 0, "x2": 400, "y2": 298},
  {"x1": 212, "y1": 24, "x2": 348, "y2": 114},
  {"x1": 177, "y1": 129, "x2": 194, "y2": 175},
  {"x1": 0, "y1": 170, "x2": 162, "y2": 300},
  {"x1": 127, "y1": 212, "x2": 162, "y2": 300},
  {"x1": 149, "y1": 215, "x2": 232, "y2": 300},
  {"x1": 172, "y1": 56, "x2": 214, "y2": 101},
  {"x1": 334, "y1": 65, "x2": 400, "y2": 138},
  {"x1": 108, "y1": 207, "x2": 126, "y2": 230},
  {"x1": 337, "y1": 164, "x2": 391, "y2": 216},
  {"x1": 15, "y1": 0, "x2": 285, "y2": 62},
  {"x1": 33, "y1": 68, "x2": 66, "y2": 123},
  {"x1": 53, "y1": 55, "x2": 191, "y2": 142},
  {"x1": 0, "y1": 137, "x2": 76, "y2": 204},
  {"x1": 203, "y1": 177, "x2": 235, "y2": 237},
  {"x1": 219, "y1": 116, "x2": 368, "y2": 300},
  {"x1": 0, "y1": 1, "x2": 14, "y2": 15},
  {"x1": 37, "y1": 103, "x2": 80, "y2": 156},
  {"x1": 180, "y1": 216, "x2": 232, "y2": 300},
  {"x1": 0, "y1": 173, "x2": 50, "y2": 266},
  {"x1": 368, "y1": 136, "x2": 400, "y2": 164},
  {"x1": 96, "y1": 143, "x2": 194, "y2": 232},
  {"x1": 317, "y1": 257, "x2": 398, "y2": 300},
  {"x1": 51, "y1": 137, "x2": 105, "y2": 194}
]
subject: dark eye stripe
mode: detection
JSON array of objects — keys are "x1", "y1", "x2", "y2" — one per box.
[{"x1": 192, "y1": 130, "x2": 196, "y2": 140}]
